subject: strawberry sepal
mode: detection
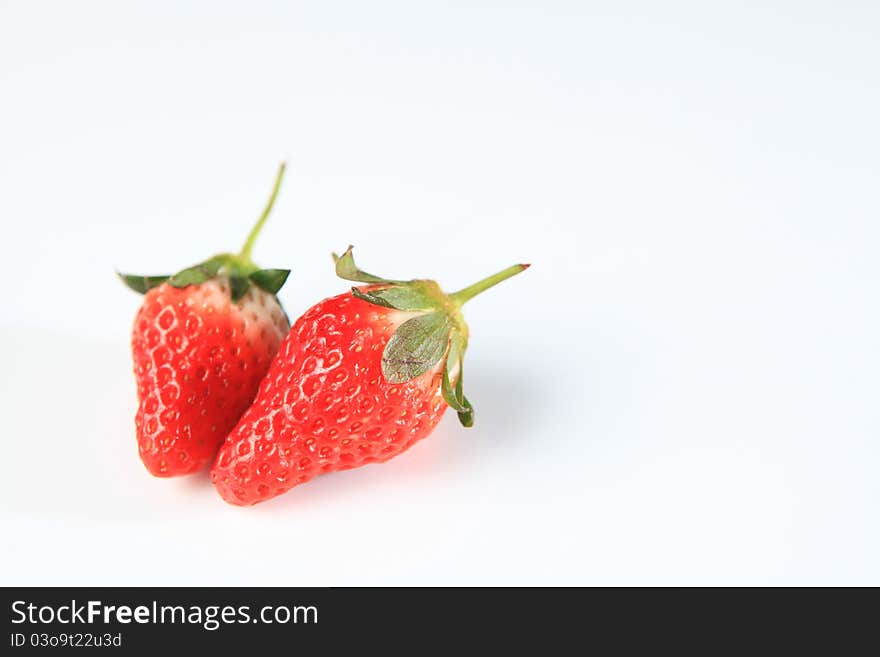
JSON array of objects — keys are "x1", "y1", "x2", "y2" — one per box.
[
  {"x1": 351, "y1": 284, "x2": 439, "y2": 312},
  {"x1": 249, "y1": 269, "x2": 291, "y2": 295},
  {"x1": 117, "y1": 272, "x2": 171, "y2": 294},
  {"x1": 167, "y1": 256, "x2": 224, "y2": 288},
  {"x1": 381, "y1": 312, "x2": 452, "y2": 383},
  {"x1": 332, "y1": 245, "x2": 399, "y2": 284}
]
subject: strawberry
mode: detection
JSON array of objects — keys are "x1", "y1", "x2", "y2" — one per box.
[
  {"x1": 119, "y1": 164, "x2": 292, "y2": 477},
  {"x1": 211, "y1": 246, "x2": 529, "y2": 505}
]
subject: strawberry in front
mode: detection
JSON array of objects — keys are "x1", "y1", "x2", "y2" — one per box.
[{"x1": 212, "y1": 246, "x2": 528, "y2": 504}]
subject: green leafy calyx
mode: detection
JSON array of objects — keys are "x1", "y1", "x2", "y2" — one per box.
[
  {"x1": 382, "y1": 312, "x2": 452, "y2": 382},
  {"x1": 117, "y1": 163, "x2": 291, "y2": 303},
  {"x1": 332, "y1": 245, "x2": 529, "y2": 427}
]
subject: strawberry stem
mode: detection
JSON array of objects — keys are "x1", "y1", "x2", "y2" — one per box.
[
  {"x1": 239, "y1": 162, "x2": 287, "y2": 262},
  {"x1": 449, "y1": 263, "x2": 530, "y2": 307}
]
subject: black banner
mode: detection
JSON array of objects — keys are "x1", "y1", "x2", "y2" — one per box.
[{"x1": 1, "y1": 587, "x2": 872, "y2": 651}]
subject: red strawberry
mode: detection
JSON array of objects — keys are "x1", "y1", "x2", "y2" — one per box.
[
  {"x1": 119, "y1": 164, "x2": 292, "y2": 477},
  {"x1": 211, "y1": 246, "x2": 528, "y2": 505}
]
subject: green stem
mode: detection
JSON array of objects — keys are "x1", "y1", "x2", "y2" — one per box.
[
  {"x1": 239, "y1": 162, "x2": 287, "y2": 262},
  {"x1": 449, "y1": 263, "x2": 530, "y2": 306}
]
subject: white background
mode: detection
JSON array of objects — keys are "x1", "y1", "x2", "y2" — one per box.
[{"x1": 1, "y1": 1, "x2": 878, "y2": 585}]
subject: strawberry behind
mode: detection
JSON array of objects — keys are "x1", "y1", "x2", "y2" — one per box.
[
  {"x1": 120, "y1": 163, "x2": 294, "y2": 477},
  {"x1": 133, "y1": 280, "x2": 289, "y2": 475}
]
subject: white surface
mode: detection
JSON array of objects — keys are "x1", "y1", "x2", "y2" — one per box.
[{"x1": 1, "y1": 1, "x2": 878, "y2": 585}]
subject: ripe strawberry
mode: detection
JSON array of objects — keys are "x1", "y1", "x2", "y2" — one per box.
[
  {"x1": 211, "y1": 246, "x2": 529, "y2": 505},
  {"x1": 119, "y1": 164, "x2": 292, "y2": 477}
]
